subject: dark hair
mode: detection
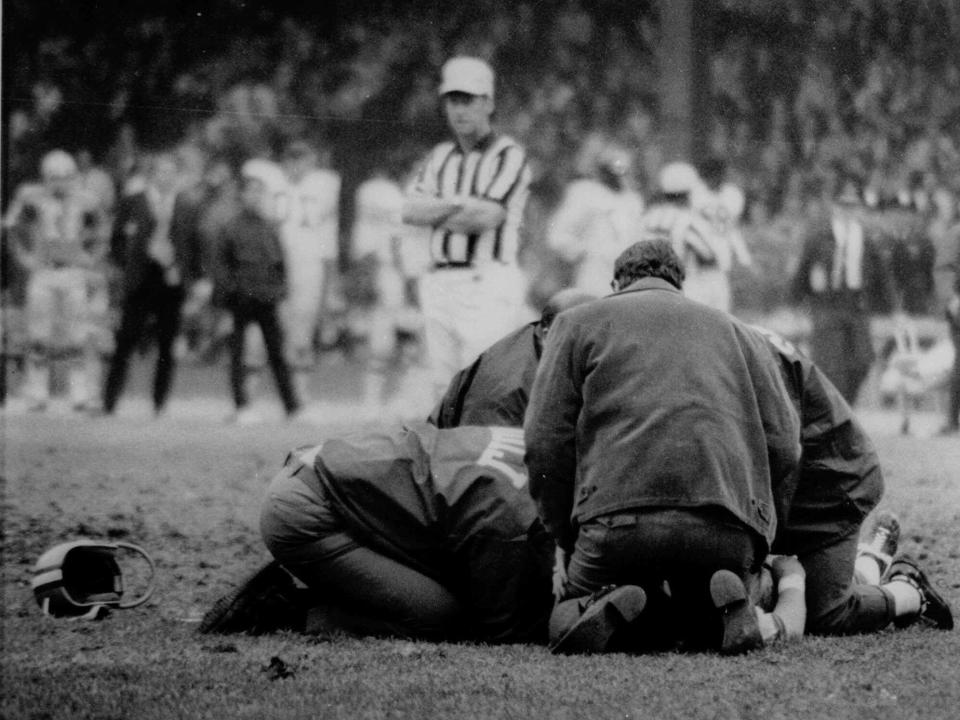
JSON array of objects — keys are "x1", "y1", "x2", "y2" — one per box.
[{"x1": 613, "y1": 239, "x2": 685, "y2": 290}]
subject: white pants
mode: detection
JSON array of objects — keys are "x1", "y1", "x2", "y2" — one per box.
[
  {"x1": 419, "y1": 265, "x2": 526, "y2": 395},
  {"x1": 684, "y1": 266, "x2": 732, "y2": 314},
  {"x1": 279, "y1": 254, "x2": 327, "y2": 369}
]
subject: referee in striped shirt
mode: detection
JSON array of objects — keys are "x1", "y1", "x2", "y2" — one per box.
[{"x1": 402, "y1": 56, "x2": 532, "y2": 399}]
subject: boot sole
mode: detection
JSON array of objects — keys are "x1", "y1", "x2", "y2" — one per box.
[
  {"x1": 710, "y1": 570, "x2": 763, "y2": 655},
  {"x1": 551, "y1": 586, "x2": 647, "y2": 654}
]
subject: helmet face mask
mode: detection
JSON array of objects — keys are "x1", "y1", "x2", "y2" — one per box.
[{"x1": 31, "y1": 540, "x2": 155, "y2": 618}]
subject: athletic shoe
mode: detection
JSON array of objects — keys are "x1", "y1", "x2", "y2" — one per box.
[
  {"x1": 199, "y1": 561, "x2": 306, "y2": 635},
  {"x1": 710, "y1": 569, "x2": 763, "y2": 655},
  {"x1": 549, "y1": 584, "x2": 647, "y2": 655},
  {"x1": 887, "y1": 555, "x2": 954, "y2": 630},
  {"x1": 859, "y1": 511, "x2": 901, "y2": 578}
]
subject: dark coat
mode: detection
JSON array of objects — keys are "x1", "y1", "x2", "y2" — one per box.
[
  {"x1": 790, "y1": 216, "x2": 893, "y2": 313},
  {"x1": 110, "y1": 189, "x2": 203, "y2": 297},
  {"x1": 212, "y1": 208, "x2": 287, "y2": 305},
  {"x1": 283, "y1": 423, "x2": 552, "y2": 644},
  {"x1": 751, "y1": 328, "x2": 884, "y2": 556},
  {"x1": 428, "y1": 321, "x2": 541, "y2": 428},
  {"x1": 524, "y1": 277, "x2": 801, "y2": 553}
]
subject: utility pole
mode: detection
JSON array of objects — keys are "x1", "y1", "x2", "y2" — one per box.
[{"x1": 658, "y1": 0, "x2": 712, "y2": 163}]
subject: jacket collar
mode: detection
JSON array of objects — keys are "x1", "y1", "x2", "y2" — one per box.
[{"x1": 614, "y1": 277, "x2": 680, "y2": 295}]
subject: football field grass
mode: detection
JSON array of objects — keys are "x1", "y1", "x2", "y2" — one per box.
[{"x1": 2, "y1": 404, "x2": 959, "y2": 720}]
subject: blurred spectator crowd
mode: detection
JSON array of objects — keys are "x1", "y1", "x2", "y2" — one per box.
[{"x1": 3, "y1": 0, "x2": 960, "y2": 417}]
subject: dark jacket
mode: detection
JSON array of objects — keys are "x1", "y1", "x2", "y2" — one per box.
[
  {"x1": 752, "y1": 328, "x2": 884, "y2": 556},
  {"x1": 790, "y1": 215, "x2": 893, "y2": 314},
  {"x1": 213, "y1": 208, "x2": 287, "y2": 305},
  {"x1": 284, "y1": 423, "x2": 552, "y2": 644},
  {"x1": 110, "y1": 189, "x2": 203, "y2": 296},
  {"x1": 524, "y1": 277, "x2": 801, "y2": 553},
  {"x1": 428, "y1": 322, "x2": 541, "y2": 428}
]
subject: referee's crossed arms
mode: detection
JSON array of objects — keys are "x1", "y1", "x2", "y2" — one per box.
[{"x1": 408, "y1": 136, "x2": 530, "y2": 267}]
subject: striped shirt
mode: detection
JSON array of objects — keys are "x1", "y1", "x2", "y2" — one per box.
[
  {"x1": 412, "y1": 133, "x2": 531, "y2": 267},
  {"x1": 638, "y1": 200, "x2": 721, "y2": 267}
]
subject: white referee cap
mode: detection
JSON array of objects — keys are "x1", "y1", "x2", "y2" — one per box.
[{"x1": 439, "y1": 57, "x2": 494, "y2": 98}]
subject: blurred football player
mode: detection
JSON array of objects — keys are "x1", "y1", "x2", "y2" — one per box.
[
  {"x1": 690, "y1": 158, "x2": 753, "y2": 313},
  {"x1": 637, "y1": 162, "x2": 724, "y2": 308},
  {"x1": 3, "y1": 149, "x2": 109, "y2": 410},
  {"x1": 276, "y1": 140, "x2": 341, "y2": 402},
  {"x1": 346, "y1": 167, "x2": 408, "y2": 414},
  {"x1": 547, "y1": 137, "x2": 644, "y2": 296},
  {"x1": 202, "y1": 423, "x2": 553, "y2": 644}
]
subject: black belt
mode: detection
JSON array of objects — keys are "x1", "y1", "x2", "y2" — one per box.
[{"x1": 432, "y1": 261, "x2": 475, "y2": 270}]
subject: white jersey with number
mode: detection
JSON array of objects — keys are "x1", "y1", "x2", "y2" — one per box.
[
  {"x1": 548, "y1": 178, "x2": 644, "y2": 295},
  {"x1": 276, "y1": 169, "x2": 341, "y2": 262},
  {"x1": 352, "y1": 176, "x2": 403, "y2": 263},
  {"x1": 3, "y1": 183, "x2": 106, "y2": 269}
]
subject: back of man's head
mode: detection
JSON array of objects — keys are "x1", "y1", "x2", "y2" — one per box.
[
  {"x1": 613, "y1": 239, "x2": 685, "y2": 290},
  {"x1": 540, "y1": 289, "x2": 597, "y2": 330}
]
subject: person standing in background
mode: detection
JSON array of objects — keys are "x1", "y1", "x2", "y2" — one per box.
[
  {"x1": 211, "y1": 161, "x2": 301, "y2": 424},
  {"x1": 636, "y1": 162, "x2": 722, "y2": 308},
  {"x1": 3, "y1": 150, "x2": 109, "y2": 411},
  {"x1": 102, "y1": 152, "x2": 204, "y2": 416},
  {"x1": 547, "y1": 137, "x2": 644, "y2": 296},
  {"x1": 402, "y1": 56, "x2": 532, "y2": 400},
  {"x1": 276, "y1": 140, "x2": 341, "y2": 403},
  {"x1": 790, "y1": 177, "x2": 893, "y2": 405},
  {"x1": 940, "y1": 226, "x2": 960, "y2": 435},
  {"x1": 347, "y1": 166, "x2": 409, "y2": 415},
  {"x1": 691, "y1": 158, "x2": 753, "y2": 313}
]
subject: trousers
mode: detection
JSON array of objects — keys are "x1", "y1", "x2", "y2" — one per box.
[
  {"x1": 800, "y1": 529, "x2": 896, "y2": 635},
  {"x1": 103, "y1": 263, "x2": 184, "y2": 413},
  {"x1": 565, "y1": 507, "x2": 764, "y2": 648},
  {"x1": 259, "y1": 464, "x2": 462, "y2": 640},
  {"x1": 228, "y1": 297, "x2": 299, "y2": 413}
]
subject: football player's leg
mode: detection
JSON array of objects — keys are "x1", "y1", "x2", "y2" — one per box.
[
  {"x1": 801, "y1": 530, "x2": 896, "y2": 635},
  {"x1": 62, "y1": 269, "x2": 91, "y2": 409},
  {"x1": 23, "y1": 269, "x2": 55, "y2": 406},
  {"x1": 260, "y1": 462, "x2": 461, "y2": 640}
]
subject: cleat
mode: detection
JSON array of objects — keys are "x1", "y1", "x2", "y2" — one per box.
[
  {"x1": 888, "y1": 555, "x2": 954, "y2": 630},
  {"x1": 859, "y1": 511, "x2": 901, "y2": 578},
  {"x1": 549, "y1": 585, "x2": 646, "y2": 654},
  {"x1": 199, "y1": 561, "x2": 306, "y2": 635},
  {"x1": 710, "y1": 570, "x2": 763, "y2": 654}
]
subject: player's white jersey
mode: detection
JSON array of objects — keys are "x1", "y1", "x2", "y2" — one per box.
[
  {"x1": 692, "y1": 183, "x2": 752, "y2": 272},
  {"x1": 637, "y1": 201, "x2": 720, "y2": 268},
  {"x1": 548, "y1": 178, "x2": 644, "y2": 294},
  {"x1": 276, "y1": 169, "x2": 341, "y2": 261},
  {"x1": 4, "y1": 183, "x2": 106, "y2": 268},
  {"x1": 352, "y1": 176, "x2": 403, "y2": 263}
]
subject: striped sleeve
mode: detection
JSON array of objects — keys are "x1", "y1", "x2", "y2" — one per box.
[
  {"x1": 412, "y1": 141, "x2": 456, "y2": 198},
  {"x1": 483, "y1": 141, "x2": 529, "y2": 203}
]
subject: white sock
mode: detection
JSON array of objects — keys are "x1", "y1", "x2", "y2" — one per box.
[
  {"x1": 755, "y1": 609, "x2": 780, "y2": 645},
  {"x1": 854, "y1": 552, "x2": 883, "y2": 585},
  {"x1": 884, "y1": 579, "x2": 922, "y2": 617}
]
